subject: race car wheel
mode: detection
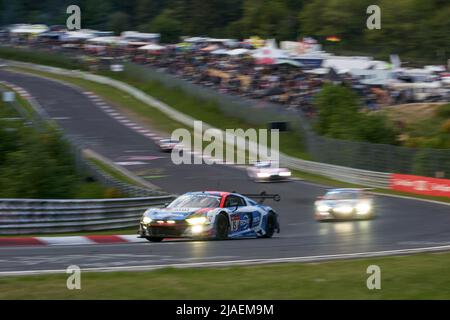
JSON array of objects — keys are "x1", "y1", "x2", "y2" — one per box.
[
  {"x1": 215, "y1": 213, "x2": 229, "y2": 240},
  {"x1": 146, "y1": 237, "x2": 164, "y2": 242},
  {"x1": 261, "y1": 212, "x2": 277, "y2": 238}
]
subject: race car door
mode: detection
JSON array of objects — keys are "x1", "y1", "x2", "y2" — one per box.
[{"x1": 223, "y1": 195, "x2": 253, "y2": 236}]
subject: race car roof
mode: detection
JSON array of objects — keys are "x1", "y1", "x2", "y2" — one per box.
[{"x1": 190, "y1": 191, "x2": 230, "y2": 197}]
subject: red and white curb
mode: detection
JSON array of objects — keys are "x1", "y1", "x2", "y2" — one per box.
[{"x1": 0, "y1": 235, "x2": 147, "y2": 247}]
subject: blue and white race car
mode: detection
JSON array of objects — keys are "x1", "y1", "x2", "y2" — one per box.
[{"x1": 139, "y1": 191, "x2": 280, "y2": 242}]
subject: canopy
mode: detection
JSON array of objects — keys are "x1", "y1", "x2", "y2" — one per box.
[
  {"x1": 87, "y1": 36, "x2": 122, "y2": 45},
  {"x1": 121, "y1": 31, "x2": 160, "y2": 41},
  {"x1": 184, "y1": 37, "x2": 210, "y2": 43},
  {"x1": 138, "y1": 43, "x2": 166, "y2": 51},
  {"x1": 10, "y1": 24, "x2": 48, "y2": 35},
  {"x1": 275, "y1": 59, "x2": 303, "y2": 67},
  {"x1": 252, "y1": 41, "x2": 288, "y2": 65},
  {"x1": 60, "y1": 30, "x2": 96, "y2": 41},
  {"x1": 210, "y1": 49, "x2": 229, "y2": 55},
  {"x1": 226, "y1": 48, "x2": 250, "y2": 56}
]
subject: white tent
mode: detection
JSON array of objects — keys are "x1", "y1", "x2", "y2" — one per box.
[
  {"x1": 226, "y1": 48, "x2": 251, "y2": 56},
  {"x1": 184, "y1": 37, "x2": 210, "y2": 43},
  {"x1": 210, "y1": 49, "x2": 229, "y2": 55},
  {"x1": 121, "y1": 31, "x2": 160, "y2": 42},
  {"x1": 138, "y1": 43, "x2": 166, "y2": 51},
  {"x1": 252, "y1": 39, "x2": 289, "y2": 61},
  {"x1": 87, "y1": 36, "x2": 122, "y2": 45},
  {"x1": 60, "y1": 30, "x2": 96, "y2": 41},
  {"x1": 322, "y1": 57, "x2": 375, "y2": 72},
  {"x1": 9, "y1": 24, "x2": 48, "y2": 35}
]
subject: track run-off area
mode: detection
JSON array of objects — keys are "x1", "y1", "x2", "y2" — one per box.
[{"x1": 0, "y1": 69, "x2": 449, "y2": 275}]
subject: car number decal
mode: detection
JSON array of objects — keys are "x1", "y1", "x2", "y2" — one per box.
[{"x1": 231, "y1": 215, "x2": 240, "y2": 232}]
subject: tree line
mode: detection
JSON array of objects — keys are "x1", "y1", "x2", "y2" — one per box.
[{"x1": 0, "y1": 0, "x2": 448, "y2": 63}]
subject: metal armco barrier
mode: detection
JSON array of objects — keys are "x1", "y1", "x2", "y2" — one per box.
[
  {"x1": 281, "y1": 154, "x2": 391, "y2": 188},
  {"x1": 0, "y1": 195, "x2": 175, "y2": 235}
]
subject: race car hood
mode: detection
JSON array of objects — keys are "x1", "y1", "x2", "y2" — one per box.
[
  {"x1": 256, "y1": 167, "x2": 289, "y2": 174},
  {"x1": 144, "y1": 207, "x2": 213, "y2": 221},
  {"x1": 315, "y1": 199, "x2": 360, "y2": 207}
]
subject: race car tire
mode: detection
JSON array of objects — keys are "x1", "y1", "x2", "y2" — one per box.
[
  {"x1": 146, "y1": 237, "x2": 164, "y2": 242},
  {"x1": 215, "y1": 213, "x2": 229, "y2": 240},
  {"x1": 261, "y1": 212, "x2": 277, "y2": 238}
]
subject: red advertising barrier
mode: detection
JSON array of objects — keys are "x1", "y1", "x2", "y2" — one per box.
[{"x1": 390, "y1": 174, "x2": 450, "y2": 198}]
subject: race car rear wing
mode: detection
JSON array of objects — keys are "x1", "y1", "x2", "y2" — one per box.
[{"x1": 237, "y1": 191, "x2": 281, "y2": 203}]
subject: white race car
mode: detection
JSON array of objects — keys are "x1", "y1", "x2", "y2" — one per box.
[
  {"x1": 315, "y1": 188, "x2": 375, "y2": 221},
  {"x1": 247, "y1": 161, "x2": 292, "y2": 182},
  {"x1": 158, "y1": 138, "x2": 181, "y2": 152}
]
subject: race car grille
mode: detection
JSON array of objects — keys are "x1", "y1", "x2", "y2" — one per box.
[{"x1": 148, "y1": 226, "x2": 185, "y2": 237}]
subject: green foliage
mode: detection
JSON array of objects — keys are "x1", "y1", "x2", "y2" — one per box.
[
  {"x1": 403, "y1": 103, "x2": 450, "y2": 149},
  {"x1": 144, "y1": 9, "x2": 182, "y2": 43},
  {"x1": 108, "y1": 11, "x2": 130, "y2": 35},
  {"x1": 314, "y1": 84, "x2": 397, "y2": 144},
  {"x1": 0, "y1": 0, "x2": 448, "y2": 61},
  {"x1": 436, "y1": 104, "x2": 450, "y2": 119},
  {"x1": 0, "y1": 104, "x2": 110, "y2": 199},
  {"x1": 301, "y1": 0, "x2": 450, "y2": 63},
  {"x1": 0, "y1": 47, "x2": 83, "y2": 70}
]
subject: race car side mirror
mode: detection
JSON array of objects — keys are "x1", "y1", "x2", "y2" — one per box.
[{"x1": 164, "y1": 202, "x2": 169, "y2": 207}]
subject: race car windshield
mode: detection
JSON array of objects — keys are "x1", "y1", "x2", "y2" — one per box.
[
  {"x1": 255, "y1": 162, "x2": 272, "y2": 168},
  {"x1": 324, "y1": 192, "x2": 359, "y2": 200},
  {"x1": 167, "y1": 194, "x2": 221, "y2": 208}
]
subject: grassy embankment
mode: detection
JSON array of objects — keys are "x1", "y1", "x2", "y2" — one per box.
[{"x1": 1, "y1": 252, "x2": 450, "y2": 299}]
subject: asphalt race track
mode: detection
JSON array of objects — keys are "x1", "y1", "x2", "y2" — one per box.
[{"x1": 1, "y1": 69, "x2": 449, "y2": 274}]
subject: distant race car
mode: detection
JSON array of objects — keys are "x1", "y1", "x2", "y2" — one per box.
[
  {"x1": 158, "y1": 138, "x2": 181, "y2": 152},
  {"x1": 247, "y1": 161, "x2": 292, "y2": 182},
  {"x1": 139, "y1": 191, "x2": 280, "y2": 242},
  {"x1": 314, "y1": 188, "x2": 375, "y2": 221}
]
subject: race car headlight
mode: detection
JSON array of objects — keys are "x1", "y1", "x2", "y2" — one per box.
[
  {"x1": 257, "y1": 172, "x2": 271, "y2": 178},
  {"x1": 356, "y1": 203, "x2": 372, "y2": 215},
  {"x1": 279, "y1": 171, "x2": 291, "y2": 177},
  {"x1": 142, "y1": 216, "x2": 152, "y2": 224},
  {"x1": 334, "y1": 206, "x2": 353, "y2": 214},
  {"x1": 191, "y1": 225, "x2": 203, "y2": 234},
  {"x1": 186, "y1": 217, "x2": 207, "y2": 225},
  {"x1": 317, "y1": 205, "x2": 331, "y2": 212}
]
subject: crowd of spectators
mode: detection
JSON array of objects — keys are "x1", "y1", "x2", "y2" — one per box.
[
  {"x1": 131, "y1": 48, "x2": 329, "y2": 117},
  {"x1": 2, "y1": 30, "x2": 449, "y2": 117}
]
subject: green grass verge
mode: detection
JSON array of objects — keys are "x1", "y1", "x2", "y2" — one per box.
[
  {"x1": 87, "y1": 157, "x2": 142, "y2": 188},
  {"x1": 9, "y1": 66, "x2": 450, "y2": 204},
  {"x1": 0, "y1": 46, "x2": 83, "y2": 70},
  {"x1": 1, "y1": 252, "x2": 450, "y2": 299}
]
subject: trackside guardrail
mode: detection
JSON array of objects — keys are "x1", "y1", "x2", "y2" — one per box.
[{"x1": 0, "y1": 195, "x2": 175, "y2": 235}]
